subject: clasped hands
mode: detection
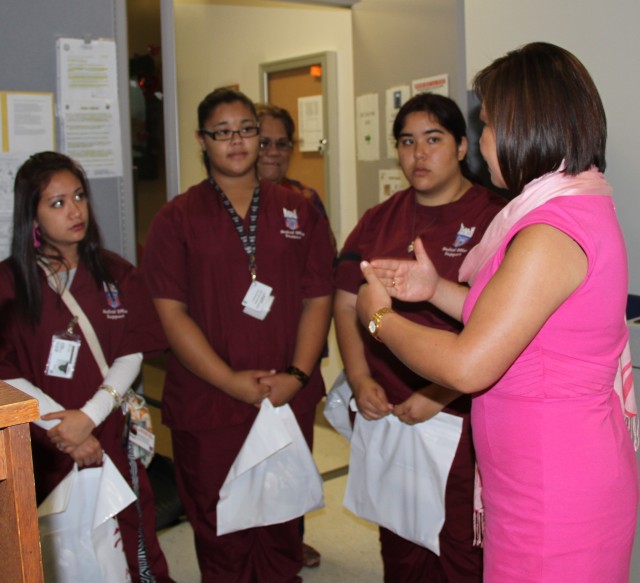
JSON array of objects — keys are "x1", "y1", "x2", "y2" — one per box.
[
  {"x1": 352, "y1": 377, "x2": 446, "y2": 425},
  {"x1": 225, "y1": 368, "x2": 304, "y2": 408},
  {"x1": 43, "y1": 409, "x2": 102, "y2": 467}
]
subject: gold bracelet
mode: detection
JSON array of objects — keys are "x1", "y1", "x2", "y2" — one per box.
[{"x1": 100, "y1": 384, "x2": 122, "y2": 409}]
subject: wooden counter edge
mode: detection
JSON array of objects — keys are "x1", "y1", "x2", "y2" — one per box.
[{"x1": 0, "y1": 381, "x2": 40, "y2": 429}]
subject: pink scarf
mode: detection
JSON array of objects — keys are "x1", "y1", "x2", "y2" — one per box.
[{"x1": 459, "y1": 166, "x2": 637, "y2": 442}]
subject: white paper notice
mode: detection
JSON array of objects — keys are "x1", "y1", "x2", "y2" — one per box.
[
  {"x1": 411, "y1": 74, "x2": 449, "y2": 97},
  {"x1": 60, "y1": 100, "x2": 122, "y2": 178},
  {"x1": 356, "y1": 94, "x2": 380, "y2": 162},
  {"x1": 6, "y1": 93, "x2": 55, "y2": 153},
  {"x1": 379, "y1": 168, "x2": 408, "y2": 203},
  {"x1": 57, "y1": 38, "x2": 122, "y2": 178},
  {"x1": 0, "y1": 98, "x2": 4, "y2": 151},
  {"x1": 297, "y1": 95, "x2": 324, "y2": 153},
  {"x1": 0, "y1": 154, "x2": 28, "y2": 260},
  {"x1": 385, "y1": 85, "x2": 411, "y2": 160}
]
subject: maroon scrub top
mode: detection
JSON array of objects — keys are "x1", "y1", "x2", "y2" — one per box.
[
  {"x1": 144, "y1": 178, "x2": 335, "y2": 430},
  {"x1": 335, "y1": 184, "x2": 506, "y2": 407}
]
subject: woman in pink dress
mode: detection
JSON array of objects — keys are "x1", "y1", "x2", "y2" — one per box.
[{"x1": 355, "y1": 42, "x2": 639, "y2": 582}]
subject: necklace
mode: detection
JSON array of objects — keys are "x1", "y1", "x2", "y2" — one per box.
[{"x1": 407, "y1": 194, "x2": 438, "y2": 254}]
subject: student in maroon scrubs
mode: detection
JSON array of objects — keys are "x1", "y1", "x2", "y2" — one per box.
[
  {"x1": 334, "y1": 93, "x2": 505, "y2": 583},
  {"x1": 143, "y1": 88, "x2": 334, "y2": 582},
  {"x1": 0, "y1": 151, "x2": 172, "y2": 583}
]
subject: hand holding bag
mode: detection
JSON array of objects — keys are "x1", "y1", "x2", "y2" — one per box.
[
  {"x1": 343, "y1": 411, "x2": 463, "y2": 555},
  {"x1": 38, "y1": 454, "x2": 137, "y2": 583},
  {"x1": 217, "y1": 399, "x2": 324, "y2": 535}
]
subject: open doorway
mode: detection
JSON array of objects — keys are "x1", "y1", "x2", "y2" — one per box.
[{"x1": 126, "y1": 0, "x2": 168, "y2": 258}]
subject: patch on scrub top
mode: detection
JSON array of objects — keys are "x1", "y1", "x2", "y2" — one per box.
[
  {"x1": 452, "y1": 223, "x2": 476, "y2": 248},
  {"x1": 103, "y1": 282, "x2": 121, "y2": 308},
  {"x1": 283, "y1": 208, "x2": 300, "y2": 231},
  {"x1": 280, "y1": 208, "x2": 306, "y2": 240}
]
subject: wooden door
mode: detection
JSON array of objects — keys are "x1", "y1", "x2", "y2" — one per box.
[{"x1": 267, "y1": 65, "x2": 326, "y2": 204}]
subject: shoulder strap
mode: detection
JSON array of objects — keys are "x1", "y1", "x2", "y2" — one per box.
[{"x1": 42, "y1": 263, "x2": 109, "y2": 378}]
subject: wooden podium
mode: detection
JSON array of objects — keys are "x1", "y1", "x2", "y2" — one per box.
[{"x1": 0, "y1": 381, "x2": 43, "y2": 582}]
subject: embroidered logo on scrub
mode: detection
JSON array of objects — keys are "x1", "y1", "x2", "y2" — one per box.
[
  {"x1": 103, "y1": 282, "x2": 121, "y2": 308},
  {"x1": 280, "y1": 208, "x2": 306, "y2": 240},
  {"x1": 452, "y1": 223, "x2": 476, "y2": 248},
  {"x1": 443, "y1": 223, "x2": 476, "y2": 258},
  {"x1": 102, "y1": 282, "x2": 128, "y2": 320}
]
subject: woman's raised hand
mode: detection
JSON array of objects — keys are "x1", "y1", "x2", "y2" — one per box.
[
  {"x1": 357, "y1": 260, "x2": 392, "y2": 327},
  {"x1": 370, "y1": 237, "x2": 440, "y2": 303}
]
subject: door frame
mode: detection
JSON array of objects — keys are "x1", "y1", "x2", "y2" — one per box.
[{"x1": 259, "y1": 51, "x2": 340, "y2": 234}]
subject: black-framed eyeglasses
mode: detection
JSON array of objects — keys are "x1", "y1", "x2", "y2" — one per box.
[
  {"x1": 259, "y1": 137, "x2": 293, "y2": 152},
  {"x1": 199, "y1": 126, "x2": 260, "y2": 141}
]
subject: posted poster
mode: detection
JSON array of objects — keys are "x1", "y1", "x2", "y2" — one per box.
[
  {"x1": 385, "y1": 85, "x2": 411, "y2": 159},
  {"x1": 356, "y1": 93, "x2": 380, "y2": 162},
  {"x1": 379, "y1": 168, "x2": 407, "y2": 203},
  {"x1": 411, "y1": 74, "x2": 449, "y2": 97},
  {"x1": 2, "y1": 91, "x2": 54, "y2": 153},
  {"x1": 297, "y1": 95, "x2": 324, "y2": 153},
  {"x1": 57, "y1": 37, "x2": 122, "y2": 178},
  {"x1": 0, "y1": 153, "x2": 28, "y2": 260}
]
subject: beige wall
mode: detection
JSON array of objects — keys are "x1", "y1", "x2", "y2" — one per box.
[{"x1": 173, "y1": 0, "x2": 358, "y2": 246}]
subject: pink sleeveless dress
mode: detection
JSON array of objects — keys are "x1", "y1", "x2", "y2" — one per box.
[{"x1": 462, "y1": 195, "x2": 639, "y2": 582}]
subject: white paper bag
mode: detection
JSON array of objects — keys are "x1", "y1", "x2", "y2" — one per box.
[
  {"x1": 323, "y1": 370, "x2": 354, "y2": 441},
  {"x1": 38, "y1": 454, "x2": 137, "y2": 583},
  {"x1": 217, "y1": 399, "x2": 325, "y2": 535},
  {"x1": 343, "y1": 412, "x2": 463, "y2": 555}
]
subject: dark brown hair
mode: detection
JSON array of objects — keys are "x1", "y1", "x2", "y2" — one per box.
[
  {"x1": 473, "y1": 42, "x2": 606, "y2": 194},
  {"x1": 11, "y1": 151, "x2": 114, "y2": 324},
  {"x1": 255, "y1": 103, "x2": 295, "y2": 142},
  {"x1": 197, "y1": 87, "x2": 258, "y2": 174},
  {"x1": 393, "y1": 93, "x2": 475, "y2": 181}
]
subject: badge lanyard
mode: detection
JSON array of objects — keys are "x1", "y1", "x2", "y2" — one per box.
[
  {"x1": 212, "y1": 179, "x2": 274, "y2": 320},
  {"x1": 213, "y1": 179, "x2": 261, "y2": 281},
  {"x1": 39, "y1": 265, "x2": 82, "y2": 379}
]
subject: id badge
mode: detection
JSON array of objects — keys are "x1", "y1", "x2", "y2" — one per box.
[
  {"x1": 45, "y1": 319, "x2": 81, "y2": 379},
  {"x1": 129, "y1": 425, "x2": 156, "y2": 455},
  {"x1": 241, "y1": 280, "x2": 275, "y2": 321}
]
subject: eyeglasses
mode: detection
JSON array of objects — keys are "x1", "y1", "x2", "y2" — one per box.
[
  {"x1": 199, "y1": 126, "x2": 260, "y2": 141},
  {"x1": 259, "y1": 137, "x2": 293, "y2": 152}
]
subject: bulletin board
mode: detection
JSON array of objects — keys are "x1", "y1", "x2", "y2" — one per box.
[{"x1": 0, "y1": 0, "x2": 136, "y2": 263}]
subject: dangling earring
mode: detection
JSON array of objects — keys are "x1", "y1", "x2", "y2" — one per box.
[{"x1": 33, "y1": 225, "x2": 42, "y2": 249}]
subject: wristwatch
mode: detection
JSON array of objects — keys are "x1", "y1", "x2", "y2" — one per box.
[{"x1": 368, "y1": 307, "x2": 394, "y2": 341}]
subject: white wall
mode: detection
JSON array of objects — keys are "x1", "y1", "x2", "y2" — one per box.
[
  {"x1": 465, "y1": 0, "x2": 640, "y2": 294},
  {"x1": 173, "y1": 0, "x2": 357, "y2": 246}
]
